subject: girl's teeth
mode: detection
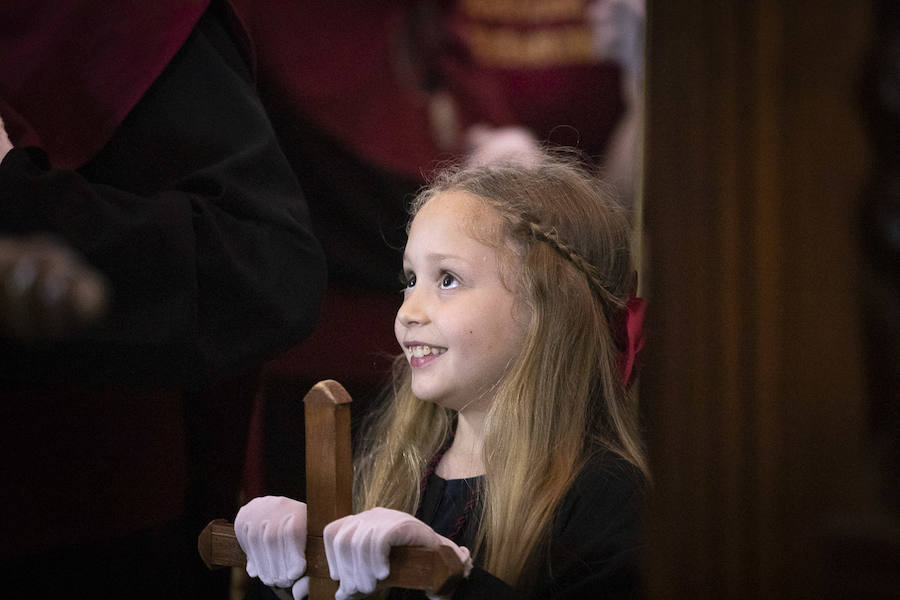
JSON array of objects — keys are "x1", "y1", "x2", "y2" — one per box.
[{"x1": 410, "y1": 345, "x2": 444, "y2": 358}]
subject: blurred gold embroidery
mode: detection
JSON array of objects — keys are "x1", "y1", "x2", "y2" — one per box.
[
  {"x1": 464, "y1": 24, "x2": 596, "y2": 68},
  {"x1": 460, "y1": 0, "x2": 584, "y2": 23}
]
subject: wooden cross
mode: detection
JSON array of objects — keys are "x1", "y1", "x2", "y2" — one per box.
[{"x1": 198, "y1": 379, "x2": 464, "y2": 598}]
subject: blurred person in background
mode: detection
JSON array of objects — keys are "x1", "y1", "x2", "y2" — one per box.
[{"x1": 0, "y1": 1, "x2": 326, "y2": 597}]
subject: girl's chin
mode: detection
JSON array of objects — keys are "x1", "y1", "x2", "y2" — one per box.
[
  {"x1": 411, "y1": 386, "x2": 454, "y2": 410},
  {"x1": 414, "y1": 393, "x2": 470, "y2": 414}
]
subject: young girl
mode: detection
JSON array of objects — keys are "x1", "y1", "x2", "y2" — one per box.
[{"x1": 236, "y1": 152, "x2": 649, "y2": 599}]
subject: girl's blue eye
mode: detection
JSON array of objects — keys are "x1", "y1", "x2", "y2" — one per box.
[
  {"x1": 440, "y1": 273, "x2": 458, "y2": 289},
  {"x1": 405, "y1": 274, "x2": 416, "y2": 288}
]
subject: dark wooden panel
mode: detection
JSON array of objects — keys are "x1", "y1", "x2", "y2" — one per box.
[{"x1": 641, "y1": 1, "x2": 885, "y2": 597}]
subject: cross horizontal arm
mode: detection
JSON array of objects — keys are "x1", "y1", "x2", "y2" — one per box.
[{"x1": 197, "y1": 520, "x2": 465, "y2": 595}]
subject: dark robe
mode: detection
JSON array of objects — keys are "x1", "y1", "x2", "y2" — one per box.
[{"x1": 0, "y1": 2, "x2": 326, "y2": 597}]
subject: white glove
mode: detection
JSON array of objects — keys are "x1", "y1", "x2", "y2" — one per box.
[
  {"x1": 0, "y1": 114, "x2": 12, "y2": 162},
  {"x1": 323, "y1": 507, "x2": 473, "y2": 600},
  {"x1": 270, "y1": 577, "x2": 309, "y2": 600},
  {"x1": 235, "y1": 496, "x2": 309, "y2": 598},
  {"x1": 587, "y1": 0, "x2": 646, "y2": 82},
  {"x1": 464, "y1": 125, "x2": 543, "y2": 168}
]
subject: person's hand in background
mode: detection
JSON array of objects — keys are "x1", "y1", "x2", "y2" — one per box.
[
  {"x1": 464, "y1": 125, "x2": 544, "y2": 169},
  {"x1": 588, "y1": 0, "x2": 646, "y2": 89},
  {"x1": 0, "y1": 114, "x2": 13, "y2": 162},
  {"x1": 0, "y1": 235, "x2": 108, "y2": 340}
]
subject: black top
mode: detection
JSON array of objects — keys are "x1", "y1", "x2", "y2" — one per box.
[
  {"x1": 417, "y1": 473, "x2": 483, "y2": 549},
  {"x1": 395, "y1": 451, "x2": 645, "y2": 599}
]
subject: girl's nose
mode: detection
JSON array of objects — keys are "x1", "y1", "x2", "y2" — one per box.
[{"x1": 396, "y1": 288, "x2": 428, "y2": 327}]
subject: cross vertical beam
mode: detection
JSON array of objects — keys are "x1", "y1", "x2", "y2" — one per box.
[{"x1": 303, "y1": 380, "x2": 352, "y2": 598}]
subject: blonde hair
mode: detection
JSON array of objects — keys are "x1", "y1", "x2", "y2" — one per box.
[{"x1": 355, "y1": 152, "x2": 648, "y2": 590}]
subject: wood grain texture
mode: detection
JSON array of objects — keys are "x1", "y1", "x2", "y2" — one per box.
[{"x1": 642, "y1": 1, "x2": 876, "y2": 597}]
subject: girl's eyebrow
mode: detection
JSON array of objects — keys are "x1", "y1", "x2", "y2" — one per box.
[
  {"x1": 425, "y1": 252, "x2": 465, "y2": 262},
  {"x1": 402, "y1": 252, "x2": 469, "y2": 267}
]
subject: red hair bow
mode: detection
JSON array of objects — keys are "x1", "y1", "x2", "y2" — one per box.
[{"x1": 617, "y1": 295, "x2": 646, "y2": 387}]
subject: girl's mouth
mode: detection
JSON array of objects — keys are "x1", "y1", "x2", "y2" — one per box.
[
  {"x1": 406, "y1": 344, "x2": 446, "y2": 367},
  {"x1": 408, "y1": 344, "x2": 446, "y2": 358}
]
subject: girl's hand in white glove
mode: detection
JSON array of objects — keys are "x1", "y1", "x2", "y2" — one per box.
[
  {"x1": 235, "y1": 496, "x2": 309, "y2": 598},
  {"x1": 269, "y1": 577, "x2": 309, "y2": 600},
  {"x1": 323, "y1": 507, "x2": 473, "y2": 600}
]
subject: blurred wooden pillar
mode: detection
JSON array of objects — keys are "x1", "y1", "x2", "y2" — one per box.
[{"x1": 641, "y1": 1, "x2": 885, "y2": 597}]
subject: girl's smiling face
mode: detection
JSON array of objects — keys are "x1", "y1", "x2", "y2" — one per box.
[{"x1": 395, "y1": 191, "x2": 528, "y2": 414}]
